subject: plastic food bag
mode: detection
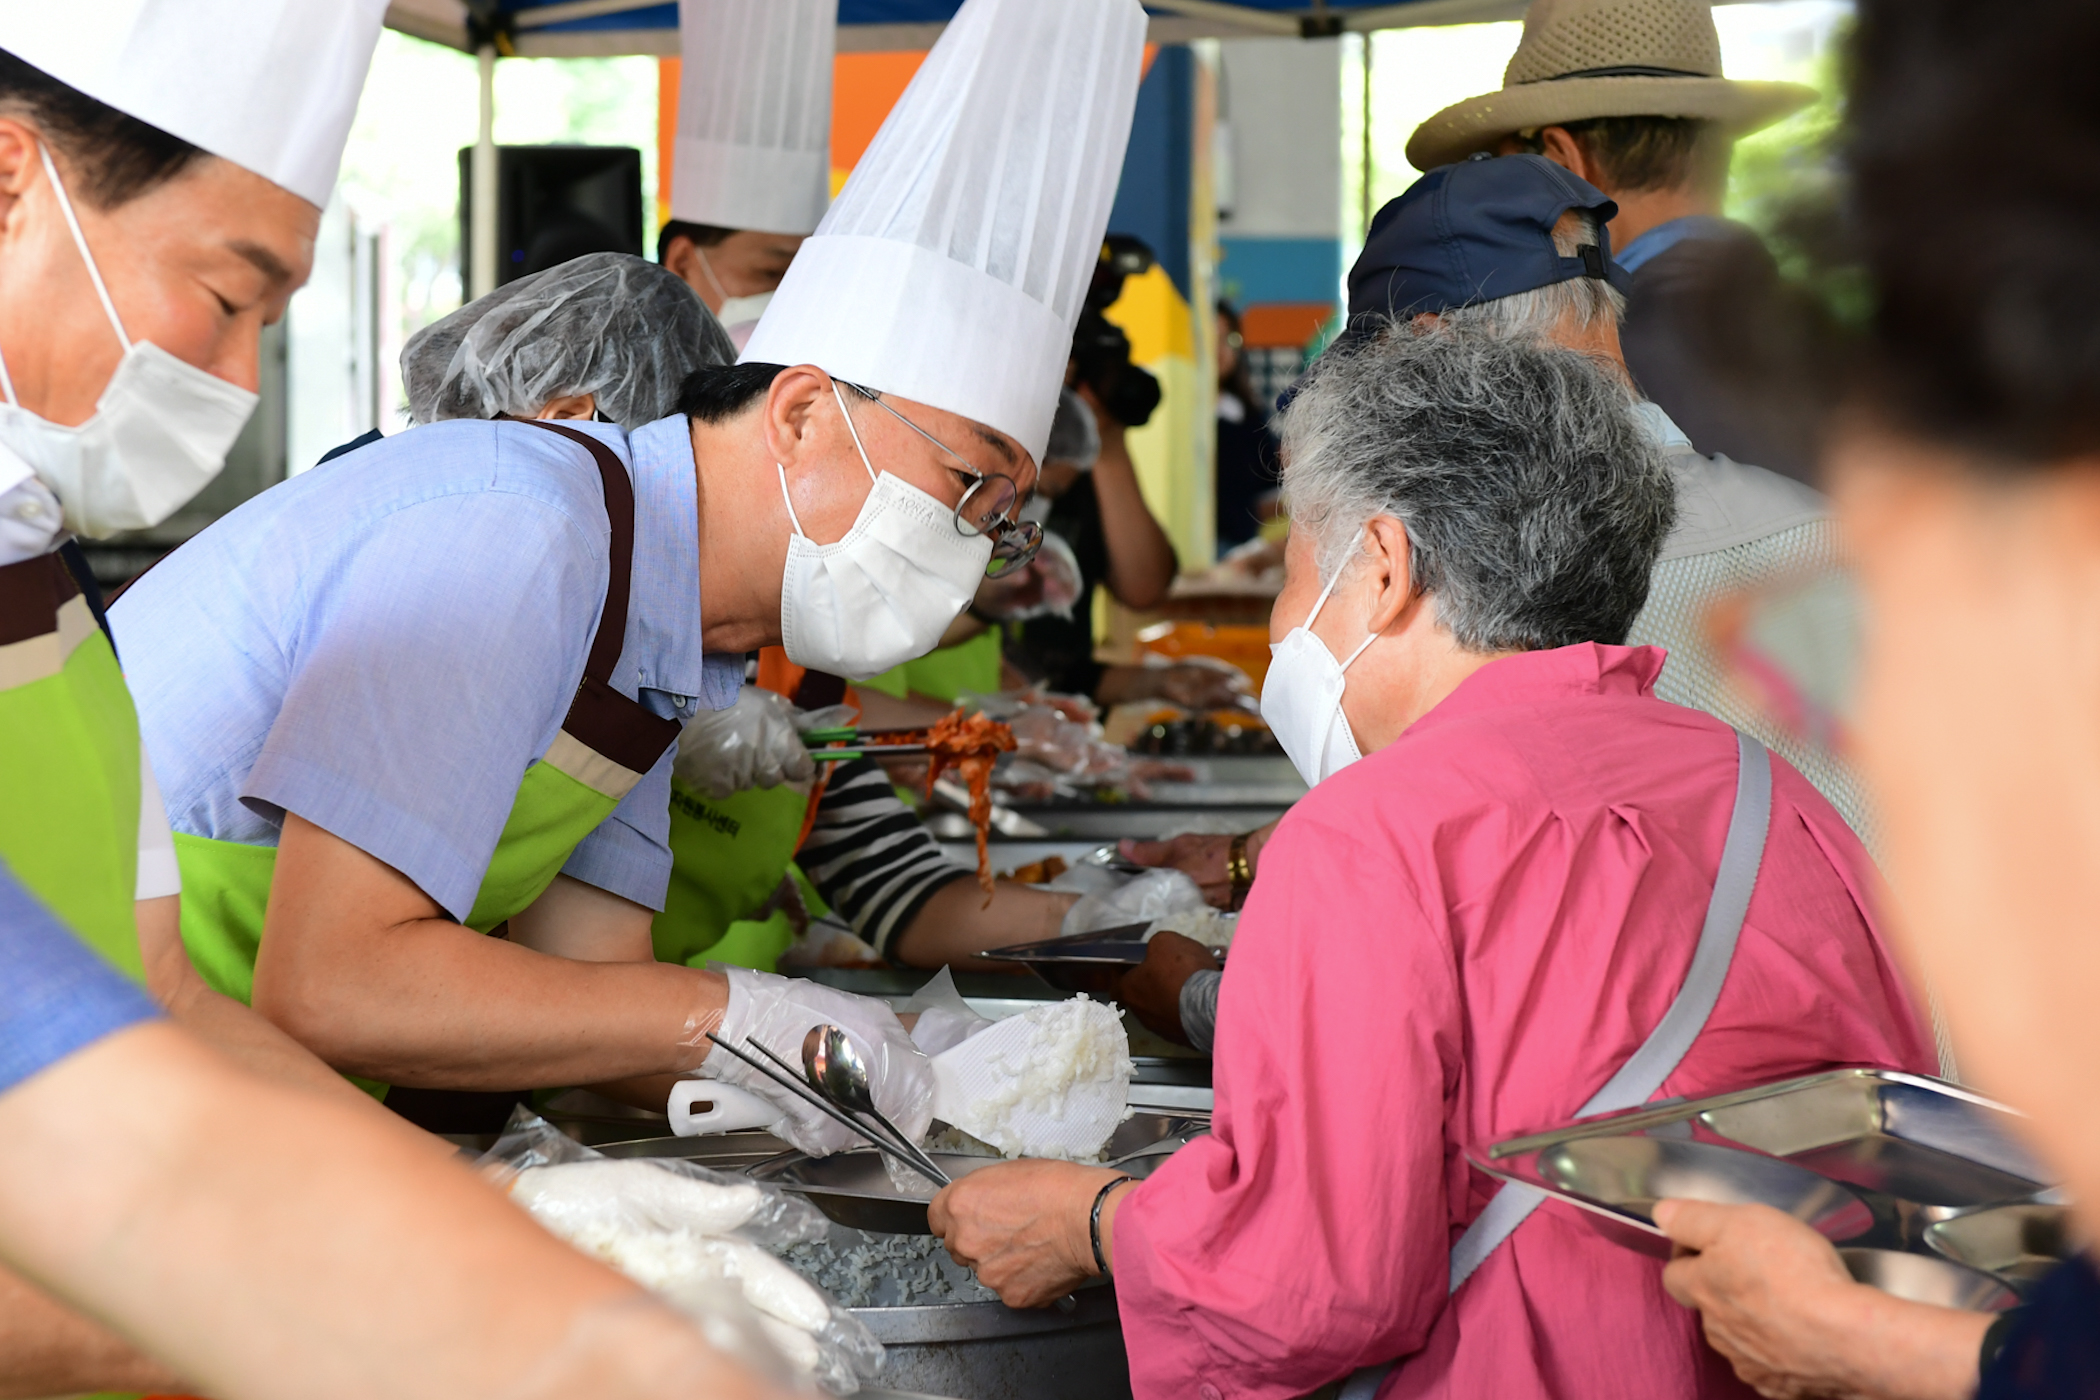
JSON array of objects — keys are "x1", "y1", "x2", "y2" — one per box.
[
  {"x1": 481, "y1": 1110, "x2": 883, "y2": 1393},
  {"x1": 1059, "y1": 867, "x2": 1237, "y2": 951}
]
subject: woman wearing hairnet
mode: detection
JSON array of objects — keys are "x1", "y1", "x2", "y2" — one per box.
[
  {"x1": 405, "y1": 252, "x2": 737, "y2": 433},
  {"x1": 405, "y1": 256, "x2": 1082, "y2": 982}
]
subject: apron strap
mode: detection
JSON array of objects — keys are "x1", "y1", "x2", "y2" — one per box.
[
  {"x1": 515, "y1": 419, "x2": 681, "y2": 776},
  {"x1": 1340, "y1": 732, "x2": 1773, "y2": 1400},
  {"x1": 516, "y1": 419, "x2": 638, "y2": 688}
]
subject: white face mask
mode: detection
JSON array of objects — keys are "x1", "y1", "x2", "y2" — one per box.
[
  {"x1": 777, "y1": 380, "x2": 994, "y2": 679},
  {"x1": 0, "y1": 143, "x2": 258, "y2": 539},
  {"x1": 1261, "y1": 561, "x2": 1377, "y2": 787},
  {"x1": 715, "y1": 290, "x2": 774, "y2": 328}
]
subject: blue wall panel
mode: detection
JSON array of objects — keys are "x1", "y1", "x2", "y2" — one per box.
[
  {"x1": 1106, "y1": 46, "x2": 1194, "y2": 301},
  {"x1": 1217, "y1": 235, "x2": 1342, "y2": 307}
]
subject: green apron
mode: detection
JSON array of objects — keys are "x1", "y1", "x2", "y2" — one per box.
[
  {"x1": 174, "y1": 421, "x2": 682, "y2": 1097},
  {"x1": 0, "y1": 551, "x2": 143, "y2": 981},
  {"x1": 653, "y1": 779, "x2": 822, "y2": 970},
  {"x1": 2, "y1": 551, "x2": 147, "y2": 1400},
  {"x1": 858, "y1": 628, "x2": 1002, "y2": 705}
]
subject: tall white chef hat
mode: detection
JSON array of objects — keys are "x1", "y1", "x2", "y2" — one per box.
[
  {"x1": 740, "y1": 0, "x2": 1145, "y2": 465},
  {"x1": 672, "y1": 0, "x2": 834, "y2": 236},
  {"x1": 1, "y1": 0, "x2": 387, "y2": 209}
]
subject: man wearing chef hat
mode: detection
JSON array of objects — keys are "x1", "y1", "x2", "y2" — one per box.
[
  {"x1": 657, "y1": 0, "x2": 831, "y2": 349},
  {"x1": 0, "y1": 7, "x2": 790, "y2": 1399},
  {"x1": 112, "y1": 0, "x2": 1144, "y2": 1150}
]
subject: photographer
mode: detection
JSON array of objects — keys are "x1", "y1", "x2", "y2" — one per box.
[{"x1": 1004, "y1": 238, "x2": 1252, "y2": 712}]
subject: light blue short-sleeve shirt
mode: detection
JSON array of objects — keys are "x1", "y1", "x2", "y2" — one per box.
[
  {"x1": 112, "y1": 416, "x2": 741, "y2": 922},
  {"x1": 0, "y1": 860, "x2": 162, "y2": 1095}
]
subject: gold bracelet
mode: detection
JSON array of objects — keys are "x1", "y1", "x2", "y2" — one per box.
[{"x1": 1226, "y1": 831, "x2": 1253, "y2": 911}]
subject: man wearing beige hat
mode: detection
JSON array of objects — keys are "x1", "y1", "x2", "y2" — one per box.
[{"x1": 1408, "y1": 0, "x2": 1824, "y2": 482}]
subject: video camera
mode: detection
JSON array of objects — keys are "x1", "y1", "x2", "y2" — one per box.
[{"x1": 1071, "y1": 235, "x2": 1163, "y2": 430}]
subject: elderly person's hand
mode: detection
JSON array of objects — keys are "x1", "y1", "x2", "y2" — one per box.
[
  {"x1": 1120, "y1": 824, "x2": 1273, "y2": 910},
  {"x1": 929, "y1": 1160, "x2": 1135, "y2": 1308},
  {"x1": 1654, "y1": 1200, "x2": 1990, "y2": 1400},
  {"x1": 1113, "y1": 930, "x2": 1217, "y2": 1045}
]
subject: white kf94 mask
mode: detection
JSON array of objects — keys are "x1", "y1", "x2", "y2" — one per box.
[
  {"x1": 0, "y1": 143, "x2": 258, "y2": 539},
  {"x1": 1260, "y1": 561, "x2": 1377, "y2": 787},
  {"x1": 776, "y1": 380, "x2": 994, "y2": 679}
]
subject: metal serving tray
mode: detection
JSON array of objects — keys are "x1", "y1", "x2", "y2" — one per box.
[
  {"x1": 972, "y1": 922, "x2": 1160, "y2": 996},
  {"x1": 749, "y1": 1113, "x2": 1208, "y2": 1235},
  {"x1": 1476, "y1": 1069, "x2": 2063, "y2": 1306}
]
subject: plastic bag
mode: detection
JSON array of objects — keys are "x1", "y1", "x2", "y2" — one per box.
[
  {"x1": 1059, "y1": 867, "x2": 1238, "y2": 950},
  {"x1": 481, "y1": 1109, "x2": 883, "y2": 1393}
]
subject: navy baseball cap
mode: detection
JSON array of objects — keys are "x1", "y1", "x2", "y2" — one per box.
[
  {"x1": 1273, "y1": 155, "x2": 1629, "y2": 416},
  {"x1": 1347, "y1": 153, "x2": 1630, "y2": 324}
]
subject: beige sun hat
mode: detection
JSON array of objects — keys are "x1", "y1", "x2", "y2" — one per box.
[{"x1": 1406, "y1": 0, "x2": 1817, "y2": 173}]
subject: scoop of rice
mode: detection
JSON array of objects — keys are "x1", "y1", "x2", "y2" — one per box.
[{"x1": 940, "y1": 997, "x2": 1132, "y2": 1159}]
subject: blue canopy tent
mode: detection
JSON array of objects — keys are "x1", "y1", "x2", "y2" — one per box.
[{"x1": 383, "y1": 0, "x2": 1532, "y2": 57}]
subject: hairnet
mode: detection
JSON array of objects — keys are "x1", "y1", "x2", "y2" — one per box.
[
  {"x1": 1045, "y1": 386, "x2": 1100, "y2": 470},
  {"x1": 403, "y1": 253, "x2": 734, "y2": 432}
]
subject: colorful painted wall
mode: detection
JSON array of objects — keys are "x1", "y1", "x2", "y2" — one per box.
[{"x1": 1215, "y1": 38, "x2": 1344, "y2": 369}]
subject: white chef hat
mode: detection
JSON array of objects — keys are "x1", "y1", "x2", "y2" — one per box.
[
  {"x1": 739, "y1": 0, "x2": 1145, "y2": 465},
  {"x1": 672, "y1": 0, "x2": 833, "y2": 236},
  {"x1": 1, "y1": 0, "x2": 387, "y2": 209}
]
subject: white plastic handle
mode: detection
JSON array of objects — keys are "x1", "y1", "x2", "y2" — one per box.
[{"x1": 667, "y1": 1079, "x2": 783, "y2": 1137}]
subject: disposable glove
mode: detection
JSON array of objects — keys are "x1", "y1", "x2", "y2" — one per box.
[
  {"x1": 696, "y1": 969, "x2": 934, "y2": 1158},
  {"x1": 672, "y1": 687, "x2": 812, "y2": 800}
]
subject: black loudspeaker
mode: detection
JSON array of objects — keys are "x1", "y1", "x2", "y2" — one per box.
[{"x1": 457, "y1": 145, "x2": 643, "y2": 288}]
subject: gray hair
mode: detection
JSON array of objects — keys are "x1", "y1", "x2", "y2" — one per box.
[
  {"x1": 403, "y1": 253, "x2": 734, "y2": 432},
  {"x1": 1278, "y1": 322, "x2": 1675, "y2": 652},
  {"x1": 1437, "y1": 210, "x2": 1626, "y2": 342}
]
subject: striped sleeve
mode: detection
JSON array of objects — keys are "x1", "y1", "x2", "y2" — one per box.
[{"x1": 796, "y1": 758, "x2": 968, "y2": 960}]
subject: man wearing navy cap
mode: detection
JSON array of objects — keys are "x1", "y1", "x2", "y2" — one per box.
[{"x1": 1124, "y1": 153, "x2": 1875, "y2": 1054}]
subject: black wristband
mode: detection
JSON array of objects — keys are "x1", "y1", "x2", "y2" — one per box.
[
  {"x1": 1090, "y1": 1175, "x2": 1134, "y2": 1277},
  {"x1": 1979, "y1": 1305, "x2": 2026, "y2": 1376}
]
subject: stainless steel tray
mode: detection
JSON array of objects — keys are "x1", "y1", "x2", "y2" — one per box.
[
  {"x1": 1926, "y1": 1202, "x2": 2077, "y2": 1283},
  {"x1": 1476, "y1": 1069, "x2": 2060, "y2": 1307},
  {"x1": 973, "y1": 922, "x2": 1158, "y2": 996},
  {"x1": 749, "y1": 1113, "x2": 1208, "y2": 1235}
]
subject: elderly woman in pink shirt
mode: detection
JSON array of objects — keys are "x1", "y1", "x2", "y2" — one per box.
[{"x1": 929, "y1": 324, "x2": 1935, "y2": 1400}]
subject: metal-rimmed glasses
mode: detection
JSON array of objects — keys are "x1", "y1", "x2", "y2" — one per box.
[{"x1": 837, "y1": 380, "x2": 1044, "y2": 577}]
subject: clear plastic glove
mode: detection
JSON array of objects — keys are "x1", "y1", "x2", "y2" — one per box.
[
  {"x1": 700, "y1": 968, "x2": 935, "y2": 1158},
  {"x1": 673, "y1": 687, "x2": 813, "y2": 800}
]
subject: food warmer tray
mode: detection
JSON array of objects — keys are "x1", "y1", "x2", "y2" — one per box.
[
  {"x1": 749, "y1": 1112, "x2": 1209, "y2": 1235},
  {"x1": 1473, "y1": 1069, "x2": 2071, "y2": 1309}
]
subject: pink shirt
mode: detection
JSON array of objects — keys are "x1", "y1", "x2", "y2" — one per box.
[{"x1": 1114, "y1": 644, "x2": 1933, "y2": 1400}]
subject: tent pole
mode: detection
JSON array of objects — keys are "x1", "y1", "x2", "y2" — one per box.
[
  {"x1": 470, "y1": 43, "x2": 498, "y2": 299},
  {"x1": 1359, "y1": 32, "x2": 1373, "y2": 234}
]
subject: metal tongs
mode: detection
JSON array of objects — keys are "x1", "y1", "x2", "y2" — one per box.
[
  {"x1": 800, "y1": 725, "x2": 930, "y2": 763},
  {"x1": 704, "y1": 1031, "x2": 951, "y2": 1187}
]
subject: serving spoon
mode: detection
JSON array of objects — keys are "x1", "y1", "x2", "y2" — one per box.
[{"x1": 803, "y1": 1024, "x2": 951, "y2": 1186}]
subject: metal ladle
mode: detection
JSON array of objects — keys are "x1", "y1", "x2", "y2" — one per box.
[{"x1": 803, "y1": 1023, "x2": 950, "y2": 1186}]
